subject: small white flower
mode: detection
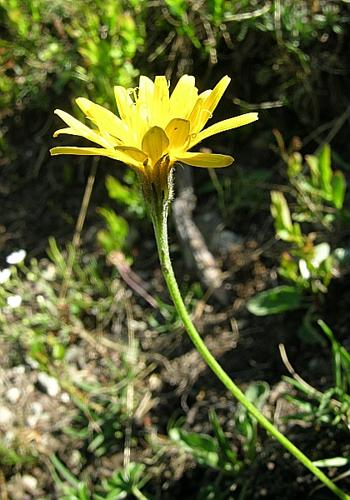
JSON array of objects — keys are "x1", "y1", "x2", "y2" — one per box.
[
  {"x1": 311, "y1": 243, "x2": 330, "y2": 268},
  {"x1": 0, "y1": 268, "x2": 11, "y2": 284},
  {"x1": 36, "y1": 295, "x2": 45, "y2": 305},
  {"x1": 7, "y1": 294, "x2": 22, "y2": 308},
  {"x1": 299, "y1": 259, "x2": 311, "y2": 280},
  {"x1": 42, "y1": 263, "x2": 56, "y2": 281},
  {"x1": 6, "y1": 249, "x2": 27, "y2": 265}
]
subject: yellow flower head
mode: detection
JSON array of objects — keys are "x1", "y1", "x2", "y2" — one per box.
[{"x1": 50, "y1": 75, "x2": 257, "y2": 182}]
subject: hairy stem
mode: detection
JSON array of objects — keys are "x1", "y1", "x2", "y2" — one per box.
[{"x1": 152, "y1": 207, "x2": 349, "y2": 500}]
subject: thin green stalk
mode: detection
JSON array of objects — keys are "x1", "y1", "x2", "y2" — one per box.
[
  {"x1": 132, "y1": 487, "x2": 148, "y2": 500},
  {"x1": 152, "y1": 208, "x2": 349, "y2": 500}
]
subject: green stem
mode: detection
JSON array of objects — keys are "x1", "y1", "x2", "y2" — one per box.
[
  {"x1": 132, "y1": 487, "x2": 148, "y2": 500},
  {"x1": 152, "y1": 208, "x2": 349, "y2": 500}
]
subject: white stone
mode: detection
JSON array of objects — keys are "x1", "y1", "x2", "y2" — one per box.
[
  {"x1": 11, "y1": 365, "x2": 26, "y2": 375},
  {"x1": 26, "y1": 357, "x2": 39, "y2": 369},
  {"x1": 26, "y1": 415, "x2": 38, "y2": 428},
  {"x1": 22, "y1": 474, "x2": 38, "y2": 493},
  {"x1": 60, "y1": 392, "x2": 70, "y2": 403},
  {"x1": 5, "y1": 387, "x2": 21, "y2": 404},
  {"x1": 30, "y1": 401, "x2": 43, "y2": 415},
  {"x1": 149, "y1": 374, "x2": 162, "y2": 391},
  {"x1": 37, "y1": 372, "x2": 60, "y2": 397},
  {"x1": 26, "y1": 401, "x2": 43, "y2": 427},
  {"x1": 0, "y1": 406, "x2": 15, "y2": 427}
]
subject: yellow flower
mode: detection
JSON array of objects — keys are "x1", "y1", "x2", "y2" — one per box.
[{"x1": 50, "y1": 75, "x2": 258, "y2": 177}]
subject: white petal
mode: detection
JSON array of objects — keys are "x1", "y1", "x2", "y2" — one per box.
[{"x1": 6, "y1": 250, "x2": 26, "y2": 265}]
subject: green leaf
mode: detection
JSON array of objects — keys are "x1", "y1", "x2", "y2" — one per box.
[
  {"x1": 106, "y1": 176, "x2": 137, "y2": 206},
  {"x1": 169, "y1": 428, "x2": 221, "y2": 469},
  {"x1": 312, "y1": 456, "x2": 350, "y2": 468},
  {"x1": 209, "y1": 410, "x2": 239, "y2": 466},
  {"x1": 287, "y1": 152, "x2": 303, "y2": 177},
  {"x1": 305, "y1": 154, "x2": 320, "y2": 187},
  {"x1": 270, "y1": 191, "x2": 303, "y2": 244},
  {"x1": 169, "y1": 428, "x2": 218, "y2": 453},
  {"x1": 97, "y1": 208, "x2": 129, "y2": 253},
  {"x1": 318, "y1": 143, "x2": 332, "y2": 194},
  {"x1": 283, "y1": 376, "x2": 321, "y2": 399},
  {"x1": 100, "y1": 463, "x2": 149, "y2": 498},
  {"x1": 50, "y1": 455, "x2": 83, "y2": 490},
  {"x1": 247, "y1": 286, "x2": 304, "y2": 316},
  {"x1": 235, "y1": 382, "x2": 269, "y2": 428},
  {"x1": 105, "y1": 175, "x2": 146, "y2": 217},
  {"x1": 52, "y1": 342, "x2": 66, "y2": 360},
  {"x1": 47, "y1": 237, "x2": 67, "y2": 274},
  {"x1": 244, "y1": 381, "x2": 270, "y2": 409},
  {"x1": 331, "y1": 171, "x2": 346, "y2": 209},
  {"x1": 318, "y1": 320, "x2": 350, "y2": 391},
  {"x1": 271, "y1": 191, "x2": 293, "y2": 238}
]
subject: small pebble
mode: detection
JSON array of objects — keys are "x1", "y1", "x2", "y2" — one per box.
[
  {"x1": 11, "y1": 365, "x2": 26, "y2": 375},
  {"x1": 37, "y1": 372, "x2": 60, "y2": 397},
  {"x1": 149, "y1": 374, "x2": 162, "y2": 391},
  {"x1": 22, "y1": 474, "x2": 38, "y2": 493},
  {"x1": 65, "y1": 345, "x2": 85, "y2": 366},
  {"x1": 6, "y1": 387, "x2": 21, "y2": 404},
  {"x1": 26, "y1": 402, "x2": 43, "y2": 428},
  {"x1": 60, "y1": 392, "x2": 70, "y2": 403},
  {"x1": 26, "y1": 357, "x2": 39, "y2": 369},
  {"x1": 0, "y1": 406, "x2": 15, "y2": 427},
  {"x1": 129, "y1": 319, "x2": 147, "y2": 331}
]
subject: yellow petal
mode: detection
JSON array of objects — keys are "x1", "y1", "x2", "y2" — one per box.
[
  {"x1": 50, "y1": 146, "x2": 143, "y2": 167},
  {"x1": 169, "y1": 75, "x2": 198, "y2": 119},
  {"x1": 50, "y1": 146, "x2": 118, "y2": 159},
  {"x1": 52, "y1": 127, "x2": 117, "y2": 145},
  {"x1": 176, "y1": 152, "x2": 234, "y2": 168},
  {"x1": 138, "y1": 75, "x2": 154, "y2": 103},
  {"x1": 54, "y1": 109, "x2": 111, "y2": 148},
  {"x1": 187, "y1": 96, "x2": 208, "y2": 135},
  {"x1": 115, "y1": 146, "x2": 148, "y2": 163},
  {"x1": 136, "y1": 76, "x2": 154, "y2": 130},
  {"x1": 114, "y1": 86, "x2": 133, "y2": 121},
  {"x1": 190, "y1": 112, "x2": 258, "y2": 147},
  {"x1": 53, "y1": 127, "x2": 79, "y2": 138},
  {"x1": 198, "y1": 89, "x2": 211, "y2": 99},
  {"x1": 192, "y1": 76, "x2": 231, "y2": 134},
  {"x1": 165, "y1": 118, "x2": 190, "y2": 151},
  {"x1": 54, "y1": 109, "x2": 88, "y2": 130},
  {"x1": 142, "y1": 126, "x2": 169, "y2": 164},
  {"x1": 202, "y1": 75, "x2": 231, "y2": 115},
  {"x1": 75, "y1": 97, "x2": 127, "y2": 142},
  {"x1": 152, "y1": 76, "x2": 169, "y2": 126},
  {"x1": 154, "y1": 76, "x2": 169, "y2": 100}
]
